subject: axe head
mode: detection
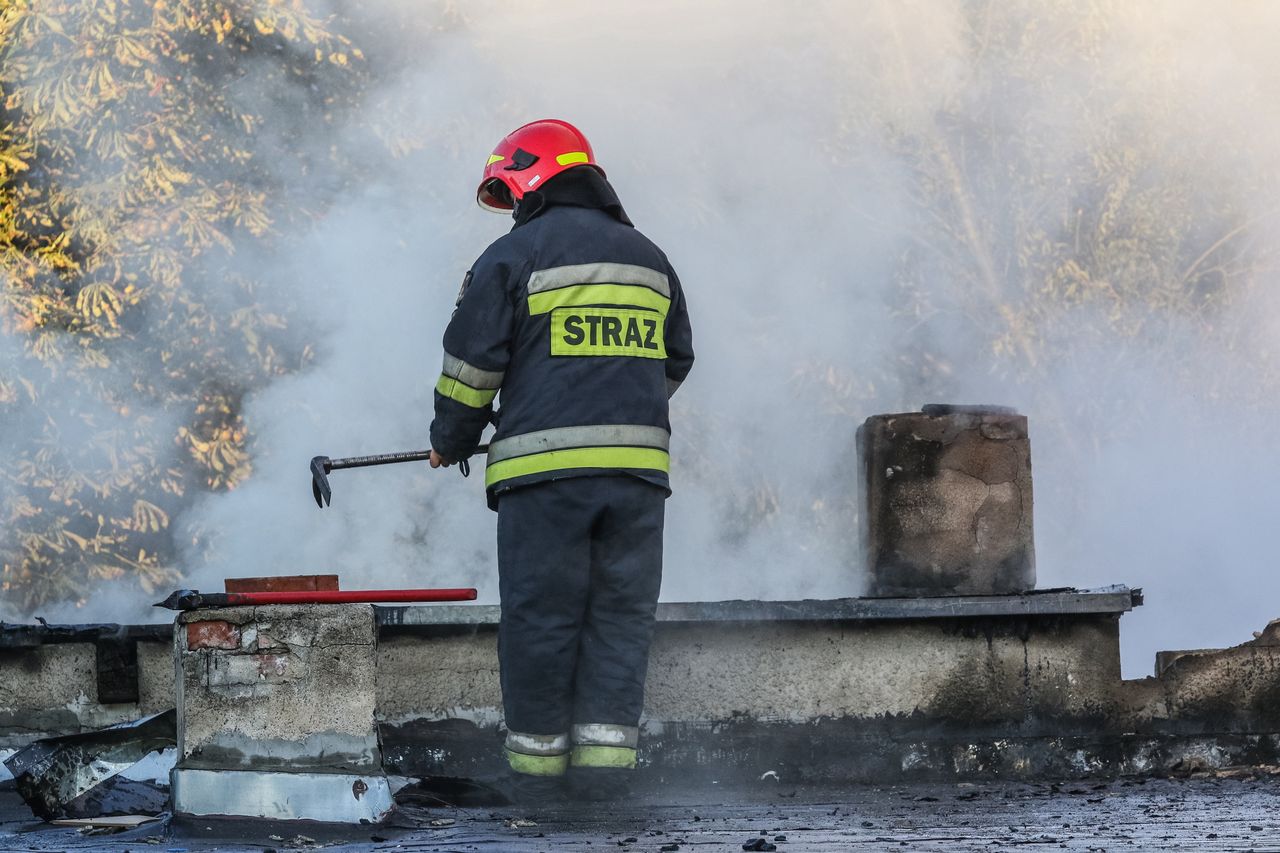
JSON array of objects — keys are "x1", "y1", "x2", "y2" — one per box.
[
  {"x1": 155, "y1": 589, "x2": 201, "y2": 610},
  {"x1": 310, "y1": 456, "x2": 332, "y2": 508}
]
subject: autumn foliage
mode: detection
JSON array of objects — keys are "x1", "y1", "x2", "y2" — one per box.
[{"x1": 0, "y1": 0, "x2": 364, "y2": 614}]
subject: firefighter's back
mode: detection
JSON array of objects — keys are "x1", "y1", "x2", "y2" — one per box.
[{"x1": 480, "y1": 202, "x2": 691, "y2": 501}]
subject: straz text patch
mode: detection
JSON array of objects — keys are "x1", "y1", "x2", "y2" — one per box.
[{"x1": 550, "y1": 307, "x2": 666, "y2": 358}]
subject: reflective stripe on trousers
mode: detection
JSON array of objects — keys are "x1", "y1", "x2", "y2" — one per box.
[
  {"x1": 504, "y1": 730, "x2": 570, "y2": 777},
  {"x1": 570, "y1": 723, "x2": 639, "y2": 770}
]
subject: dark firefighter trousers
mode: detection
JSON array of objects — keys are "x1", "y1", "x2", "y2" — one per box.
[{"x1": 497, "y1": 475, "x2": 666, "y2": 777}]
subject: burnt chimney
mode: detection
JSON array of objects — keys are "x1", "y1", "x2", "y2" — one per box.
[{"x1": 857, "y1": 404, "x2": 1035, "y2": 597}]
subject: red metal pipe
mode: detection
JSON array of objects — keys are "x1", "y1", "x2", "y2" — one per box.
[
  {"x1": 156, "y1": 587, "x2": 479, "y2": 610},
  {"x1": 223, "y1": 588, "x2": 477, "y2": 606}
]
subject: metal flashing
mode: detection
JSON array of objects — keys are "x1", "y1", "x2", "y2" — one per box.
[
  {"x1": 376, "y1": 586, "x2": 1142, "y2": 629},
  {"x1": 4, "y1": 710, "x2": 175, "y2": 820},
  {"x1": 0, "y1": 622, "x2": 170, "y2": 648},
  {"x1": 171, "y1": 768, "x2": 393, "y2": 823}
]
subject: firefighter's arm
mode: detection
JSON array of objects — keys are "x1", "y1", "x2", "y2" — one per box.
[
  {"x1": 663, "y1": 266, "x2": 694, "y2": 398},
  {"x1": 429, "y1": 253, "x2": 517, "y2": 462}
]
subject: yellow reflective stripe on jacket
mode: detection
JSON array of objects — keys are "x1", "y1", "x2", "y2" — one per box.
[
  {"x1": 485, "y1": 446, "x2": 669, "y2": 488},
  {"x1": 435, "y1": 374, "x2": 497, "y2": 409},
  {"x1": 505, "y1": 747, "x2": 569, "y2": 776},
  {"x1": 570, "y1": 745, "x2": 637, "y2": 769},
  {"x1": 528, "y1": 283, "x2": 671, "y2": 317}
]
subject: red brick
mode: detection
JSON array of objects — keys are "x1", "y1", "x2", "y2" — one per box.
[
  {"x1": 224, "y1": 574, "x2": 339, "y2": 593},
  {"x1": 187, "y1": 620, "x2": 241, "y2": 650},
  {"x1": 255, "y1": 653, "x2": 289, "y2": 679}
]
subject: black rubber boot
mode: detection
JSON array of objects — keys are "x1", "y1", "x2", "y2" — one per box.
[
  {"x1": 396, "y1": 773, "x2": 565, "y2": 808},
  {"x1": 502, "y1": 771, "x2": 567, "y2": 806},
  {"x1": 566, "y1": 767, "x2": 632, "y2": 802}
]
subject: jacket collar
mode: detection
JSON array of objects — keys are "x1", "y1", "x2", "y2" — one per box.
[{"x1": 512, "y1": 167, "x2": 633, "y2": 228}]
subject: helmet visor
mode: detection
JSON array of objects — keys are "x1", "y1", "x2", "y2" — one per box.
[{"x1": 477, "y1": 178, "x2": 515, "y2": 213}]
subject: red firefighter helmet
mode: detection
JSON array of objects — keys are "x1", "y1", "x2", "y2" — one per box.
[{"x1": 477, "y1": 119, "x2": 604, "y2": 213}]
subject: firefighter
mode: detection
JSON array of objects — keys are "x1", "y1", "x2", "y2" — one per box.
[{"x1": 427, "y1": 119, "x2": 694, "y2": 802}]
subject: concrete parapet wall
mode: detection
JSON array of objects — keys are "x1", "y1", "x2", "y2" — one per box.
[
  {"x1": 1114, "y1": 620, "x2": 1280, "y2": 737},
  {"x1": 644, "y1": 618, "x2": 1120, "y2": 724},
  {"x1": 378, "y1": 629, "x2": 500, "y2": 724},
  {"x1": 137, "y1": 641, "x2": 174, "y2": 715},
  {"x1": 0, "y1": 637, "x2": 173, "y2": 747},
  {"x1": 372, "y1": 602, "x2": 1280, "y2": 782},
  {"x1": 378, "y1": 617, "x2": 1121, "y2": 729},
  {"x1": 9, "y1": 594, "x2": 1280, "y2": 784},
  {"x1": 377, "y1": 613, "x2": 1130, "y2": 781},
  {"x1": 1, "y1": 643, "x2": 95, "y2": 712}
]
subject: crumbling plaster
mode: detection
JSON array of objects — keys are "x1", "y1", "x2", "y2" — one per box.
[{"x1": 176, "y1": 605, "x2": 380, "y2": 772}]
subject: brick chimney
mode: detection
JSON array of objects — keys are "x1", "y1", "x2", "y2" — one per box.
[{"x1": 857, "y1": 405, "x2": 1035, "y2": 596}]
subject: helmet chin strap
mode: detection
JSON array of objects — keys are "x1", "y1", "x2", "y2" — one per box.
[{"x1": 510, "y1": 190, "x2": 547, "y2": 225}]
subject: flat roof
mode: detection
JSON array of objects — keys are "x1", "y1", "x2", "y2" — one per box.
[{"x1": 0, "y1": 776, "x2": 1273, "y2": 852}]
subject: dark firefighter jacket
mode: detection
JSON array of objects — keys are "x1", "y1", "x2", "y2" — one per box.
[{"x1": 429, "y1": 167, "x2": 695, "y2": 509}]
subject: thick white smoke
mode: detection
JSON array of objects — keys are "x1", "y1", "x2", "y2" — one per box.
[{"x1": 18, "y1": 1, "x2": 1280, "y2": 678}]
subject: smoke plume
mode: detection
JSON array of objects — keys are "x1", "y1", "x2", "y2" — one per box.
[{"x1": 11, "y1": 0, "x2": 1280, "y2": 678}]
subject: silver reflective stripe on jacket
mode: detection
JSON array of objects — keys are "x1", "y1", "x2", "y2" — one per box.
[
  {"x1": 442, "y1": 352, "x2": 504, "y2": 390},
  {"x1": 487, "y1": 424, "x2": 670, "y2": 465},
  {"x1": 527, "y1": 262, "x2": 671, "y2": 298}
]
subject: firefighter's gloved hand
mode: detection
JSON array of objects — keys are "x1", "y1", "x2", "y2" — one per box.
[{"x1": 429, "y1": 449, "x2": 454, "y2": 469}]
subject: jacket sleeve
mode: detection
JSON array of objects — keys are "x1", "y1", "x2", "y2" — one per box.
[
  {"x1": 663, "y1": 265, "x2": 694, "y2": 398},
  {"x1": 429, "y1": 251, "x2": 518, "y2": 461}
]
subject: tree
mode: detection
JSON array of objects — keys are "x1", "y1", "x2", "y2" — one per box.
[{"x1": 0, "y1": 0, "x2": 365, "y2": 614}]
